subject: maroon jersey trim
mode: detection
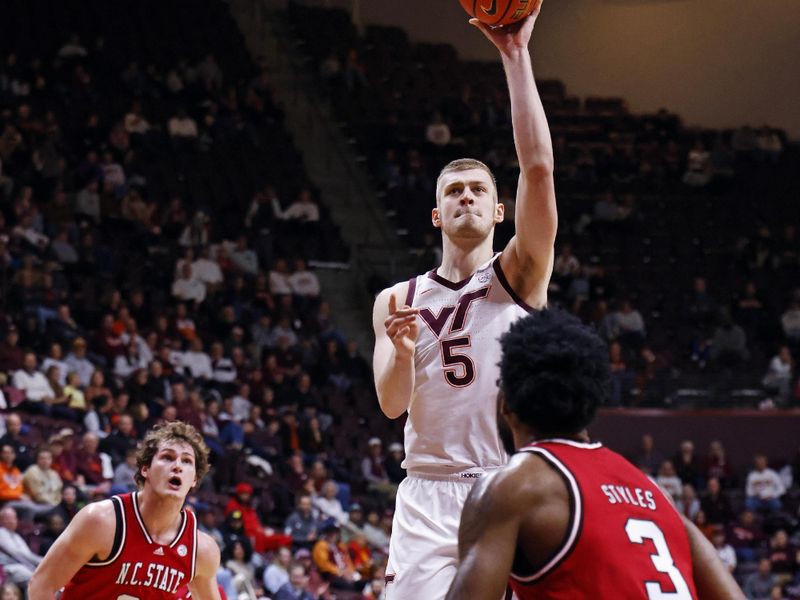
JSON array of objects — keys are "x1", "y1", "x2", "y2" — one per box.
[
  {"x1": 492, "y1": 258, "x2": 535, "y2": 314},
  {"x1": 131, "y1": 491, "x2": 188, "y2": 547},
  {"x1": 405, "y1": 276, "x2": 417, "y2": 307},
  {"x1": 85, "y1": 495, "x2": 126, "y2": 567},
  {"x1": 426, "y1": 269, "x2": 472, "y2": 291},
  {"x1": 510, "y1": 447, "x2": 583, "y2": 583}
]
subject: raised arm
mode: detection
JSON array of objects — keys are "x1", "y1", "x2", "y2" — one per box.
[
  {"x1": 472, "y1": 2, "x2": 557, "y2": 304},
  {"x1": 28, "y1": 501, "x2": 115, "y2": 599},
  {"x1": 187, "y1": 531, "x2": 222, "y2": 600},
  {"x1": 682, "y1": 517, "x2": 745, "y2": 600},
  {"x1": 372, "y1": 282, "x2": 419, "y2": 419}
]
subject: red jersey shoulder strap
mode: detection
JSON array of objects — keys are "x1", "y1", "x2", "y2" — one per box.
[{"x1": 85, "y1": 494, "x2": 126, "y2": 567}]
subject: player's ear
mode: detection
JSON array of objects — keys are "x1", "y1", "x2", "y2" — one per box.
[
  {"x1": 431, "y1": 207, "x2": 442, "y2": 229},
  {"x1": 494, "y1": 202, "x2": 505, "y2": 224}
]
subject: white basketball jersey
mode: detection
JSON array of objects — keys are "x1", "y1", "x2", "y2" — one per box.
[{"x1": 402, "y1": 253, "x2": 533, "y2": 473}]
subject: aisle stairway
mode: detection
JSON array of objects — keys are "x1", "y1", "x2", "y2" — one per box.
[{"x1": 229, "y1": 0, "x2": 416, "y2": 352}]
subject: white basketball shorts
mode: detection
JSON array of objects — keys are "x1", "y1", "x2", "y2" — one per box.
[{"x1": 385, "y1": 470, "x2": 497, "y2": 600}]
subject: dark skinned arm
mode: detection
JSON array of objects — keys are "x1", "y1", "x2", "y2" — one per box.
[
  {"x1": 446, "y1": 453, "x2": 568, "y2": 600},
  {"x1": 445, "y1": 474, "x2": 520, "y2": 600},
  {"x1": 683, "y1": 517, "x2": 745, "y2": 600}
]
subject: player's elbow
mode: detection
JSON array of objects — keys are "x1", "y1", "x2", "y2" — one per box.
[
  {"x1": 377, "y1": 395, "x2": 407, "y2": 420},
  {"x1": 522, "y1": 160, "x2": 554, "y2": 181}
]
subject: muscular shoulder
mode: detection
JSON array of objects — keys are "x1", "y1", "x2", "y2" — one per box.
[
  {"x1": 75, "y1": 498, "x2": 118, "y2": 528},
  {"x1": 372, "y1": 280, "x2": 411, "y2": 325},
  {"x1": 64, "y1": 498, "x2": 118, "y2": 557},
  {"x1": 480, "y1": 452, "x2": 567, "y2": 510},
  {"x1": 374, "y1": 280, "x2": 410, "y2": 308},
  {"x1": 195, "y1": 531, "x2": 221, "y2": 579}
]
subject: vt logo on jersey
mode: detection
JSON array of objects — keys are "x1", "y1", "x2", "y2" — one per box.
[{"x1": 419, "y1": 286, "x2": 490, "y2": 387}]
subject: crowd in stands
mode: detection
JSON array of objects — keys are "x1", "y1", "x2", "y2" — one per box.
[
  {"x1": 0, "y1": 0, "x2": 401, "y2": 598},
  {"x1": 287, "y1": 2, "x2": 800, "y2": 409}
]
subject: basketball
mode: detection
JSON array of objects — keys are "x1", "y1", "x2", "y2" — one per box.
[{"x1": 459, "y1": 0, "x2": 538, "y2": 27}]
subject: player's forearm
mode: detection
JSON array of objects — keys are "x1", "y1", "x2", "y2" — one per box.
[
  {"x1": 27, "y1": 574, "x2": 58, "y2": 600},
  {"x1": 502, "y1": 48, "x2": 554, "y2": 175},
  {"x1": 376, "y1": 353, "x2": 414, "y2": 419}
]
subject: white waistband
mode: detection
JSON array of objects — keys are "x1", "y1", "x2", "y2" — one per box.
[{"x1": 407, "y1": 467, "x2": 502, "y2": 482}]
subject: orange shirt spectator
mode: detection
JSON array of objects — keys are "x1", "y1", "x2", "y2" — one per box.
[{"x1": 0, "y1": 444, "x2": 24, "y2": 501}]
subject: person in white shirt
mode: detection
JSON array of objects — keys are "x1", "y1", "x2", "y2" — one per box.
[
  {"x1": 762, "y1": 346, "x2": 794, "y2": 403},
  {"x1": 614, "y1": 299, "x2": 646, "y2": 344},
  {"x1": 425, "y1": 112, "x2": 452, "y2": 147},
  {"x1": 655, "y1": 460, "x2": 684, "y2": 502},
  {"x1": 181, "y1": 338, "x2": 213, "y2": 380},
  {"x1": 313, "y1": 480, "x2": 348, "y2": 525},
  {"x1": 263, "y1": 547, "x2": 292, "y2": 595},
  {"x1": 41, "y1": 343, "x2": 69, "y2": 386},
  {"x1": 230, "y1": 384, "x2": 251, "y2": 424},
  {"x1": 57, "y1": 34, "x2": 88, "y2": 58},
  {"x1": 711, "y1": 529, "x2": 737, "y2": 573},
  {"x1": 119, "y1": 320, "x2": 153, "y2": 366},
  {"x1": 780, "y1": 300, "x2": 800, "y2": 342},
  {"x1": 123, "y1": 100, "x2": 151, "y2": 135},
  {"x1": 64, "y1": 338, "x2": 95, "y2": 387},
  {"x1": 229, "y1": 235, "x2": 258, "y2": 275},
  {"x1": 279, "y1": 189, "x2": 319, "y2": 222},
  {"x1": 269, "y1": 258, "x2": 293, "y2": 296},
  {"x1": 745, "y1": 454, "x2": 785, "y2": 513},
  {"x1": 12, "y1": 353, "x2": 53, "y2": 403},
  {"x1": 289, "y1": 259, "x2": 320, "y2": 299},
  {"x1": 113, "y1": 339, "x2": 148, "y2": 379},
  {"x1": 193, "y1": 246, "x2": 224, "y2": 290},
  {"x1": 172, "y1": 262, "x2": 207, "y2": 304},
  {"x1": 75, "y1": 179, "x2": 101, "y2": 223},
  {"x1": 0, "y1": 506, "x2": 43, "y2": 588},
  {"x1": 168, "y1": 108, "x2": 199, "y2": 138},
  {"x1": 553, "y1": 244, "x2": 580, "y2": 279}
]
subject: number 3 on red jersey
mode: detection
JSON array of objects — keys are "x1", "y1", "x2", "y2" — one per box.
[{"x1": 625, "y1": 518, "x2": 693, "y2": 599}]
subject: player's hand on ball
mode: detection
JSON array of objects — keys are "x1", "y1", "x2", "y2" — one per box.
[
  {"x1": 469, "y1": 0, "x2": 543, "y2": 54},
  {"x1": 385, "y1": 294, "x2": 419, "y2": 358}
]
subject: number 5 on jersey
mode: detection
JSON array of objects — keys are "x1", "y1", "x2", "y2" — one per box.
[{"x1": 440, "y1": 337, "x2": 475, "y2": 387}]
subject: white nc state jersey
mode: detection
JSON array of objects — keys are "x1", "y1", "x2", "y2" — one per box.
[{"x1": 402, "y1": 253, "x2": 533, "y2": 473}]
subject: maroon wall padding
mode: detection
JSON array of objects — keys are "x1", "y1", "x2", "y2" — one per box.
[{"x1": 589, "y1": 409, "x2": 800, "y2": 469}]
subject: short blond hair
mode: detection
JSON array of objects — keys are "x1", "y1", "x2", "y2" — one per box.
[
  {"x1": 135, "y1": 421, "x2": 210, "y2": 489},
  {"x1": 435, "y1": 158, "x2": 498, "y2": 205}
]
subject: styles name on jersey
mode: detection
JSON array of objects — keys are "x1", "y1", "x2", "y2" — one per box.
[
  {"x1": 600, "y1": 484, "x2": 657, "y2": 511},
  {"x1": 114, "y1": 560, "x2": 186, "y2": 593}
]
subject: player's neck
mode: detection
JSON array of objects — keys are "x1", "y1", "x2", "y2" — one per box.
[
  {"x1": 136, "y1": 488, "x2": 186, "y2": 543},
  {"x1": 438, "y1": 235, "x2": 494, "y2": 281}
]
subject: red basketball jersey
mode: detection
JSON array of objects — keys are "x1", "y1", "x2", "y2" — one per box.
[
  {"x1": 61, "y1": 492, "x2": 198, "y2": 600},
  {"x1": 509, "y1": 440, "x2": 697, "y2": 600}
]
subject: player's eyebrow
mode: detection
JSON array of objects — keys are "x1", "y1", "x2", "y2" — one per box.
[{"x1": 444, "y1": 180, "x2": 488, "y2": 192}]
